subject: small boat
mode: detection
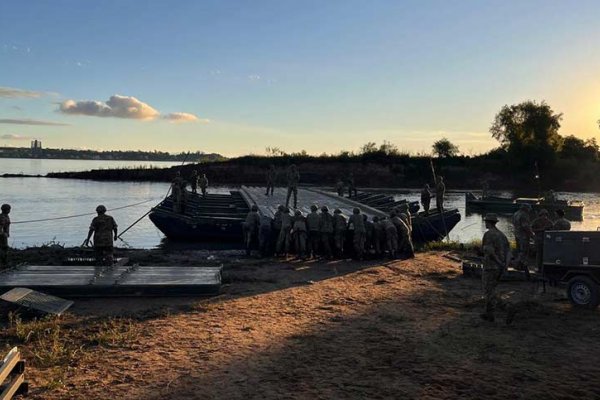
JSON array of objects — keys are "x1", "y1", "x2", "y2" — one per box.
[
  {"x1": 149, "y1": 192, "x2": 249, "y2": 240},
  {"x1": 465, "y1": 192, "x2": 584, "y2": 220}
]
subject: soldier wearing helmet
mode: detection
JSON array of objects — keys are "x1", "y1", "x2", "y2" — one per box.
[
  {"x1": 481, "y1": 213, "x2": 510, "y2": 322},
  {"x1": 512, "y1": 203, "x2": 534, "y2": 275},
  {"x1": 243, "y1": 204, "x2": 261, "y2": 256},
  {"x1": 332, "y1": 208, "x2": 347, "y2": 258},
  {"x1": 84, "y1": 205, "x2": 118, "y2": 266},
  {"x1": 0, "y1": 204, "x2": 11, "y2": 269},
  {"x1": 348, "y1": 208, "x2": 366, "y2": 260},
  {"x1": 285, "y1": 164, "x2": 300, "y2": 209},
  {"x1": 306, "y1": 204, "x2": 321, "y2": 258},
  {"x1": 291, "y1": 210, "x2": 307, "y2": 258},
  {"x1": 319, "y1": 205, "x2": 334, "y2": 259}
]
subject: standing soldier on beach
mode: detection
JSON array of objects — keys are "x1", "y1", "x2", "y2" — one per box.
[
  {"x1": 435, "y1": 176, "x2": 445, "y2": 212},
  {"x1": 480, "y1": 213, "x2": 510, "y2": 322},
  {"x1": 372, "y1": 216, "x2": 384, "y2": 257},
  {"x1": 364, "y1": 214, "x2": 374, "y2": 256},
  {"x1": 258, "y1": 215, "x2": 272, "y2": 257},
  {"x1": 381, "y1": 217, "x2": 398, "y2": 258},
  {"x1": 421, "y1": 184, "x2": 432, "y2": 215},
  {"x1": 553, "y1": 209, "x2": 571, "y2": 231},
  {"x1": 512, "y1": 204, "x2": 533, "y2": 275},
  {"x1": 332, "y1": 209, "x2": 347, "y2": 258},
  {"x1": 347, "y1": 173, "x2": 357, "y2": 198},
  {"x1": 265, "y1": 165, "x2": 276, "y2": 196},
  {"x1": 398, "y1": 209, "x2": 415, "y2": 258},
  {"x1": 198, "y1": 173, "x2": 209, "y2": 197},
  {"x1": 276, "y1": 207, "x2": 292, "y2": 257},
  {"x1": 348, "y1": 208, "x2": 366, "y2": 260},
  {"x1": 391, "y1": 211, "x2": 412, "y2": 259},
  {"x1": 285, "y1": 164, "x2": 300, "y2": 209},
  {"x1": 84, "y1": 205, "x2": 118, "y2": 266},
  {"x1": 319, "y1": 206, "x2": 334, "y2": 259},
  {"x1": 272, "y1": 205, "x2": 284, "y2": 253},
  {"x1": 306, "y1": 204, "x2": 321, "y2": 258},
  {"x1": 336, "y1": 179, "x2": 345, "y2": 196},
  {"x1": 292, "y1": 210, "x2": 308, "y2": 258},
  {"x1": 190, "y1": 170, "x2": 199, "y2": 194},
  {"x1": 0, "y1": 204, "x2": 11, "y2": 269},
  {"x1": 532, "y1": 209, "x2": 553, "y2": 273},
  {"x1": 243, "y1": 205, "x2": 260, "y2": 256}
]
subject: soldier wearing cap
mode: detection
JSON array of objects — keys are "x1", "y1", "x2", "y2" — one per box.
[
  {"x1": 0, "y1": 204, "x2": 11, "y2": 269},
  {"x1": 512, "y1": 204, "x2": 534, "y2": 274},
  {"x1": 532, "y1": 209, "x2": 554, "y2": 273},
  {"x1": 319, "y1": 206, "x2": 334, "y2": 259},
  {"x1": 285, "y1": 164, "x2": 300, "y2": 209},
  {"x1": 332, "y1": 208, "x2": 347, "y2": 258},
  {"x1": 84, "y1": 205, "x2": 118, "y2": 266},
  {"x1": 291, "y1": 210, "x2": 308, "y2": 258},
  {"x1": 348, "y1": 208, "x2": 366, "y2": 260},
  {"x1": 306, "y1": 204, "x2": 321, "y2": 258},
  {"x1": 481, "y1": 213, "x2": 510, "y2": 322},
  {"x1": 243, "y1": 205, "x2": 260, "y2": 256},
  {"x1": 265, "y1": 164, "x2": 276, "y2": 196},
  {"x1": 421, "y1": 184, "x2": 432, "y2": 215},
  {"x1": 553, "y1": 209, "x2": 571, "y2": 231}
]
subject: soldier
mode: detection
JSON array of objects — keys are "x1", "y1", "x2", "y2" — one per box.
[
  {"x1": 265, "y1": 164, "x2": 276, "y2": 196},
  {"x1": 364, "y1": 214, "x2": 374, "y2": 256},
  {"x1": 398, "y1": 204, "x2": 412, "y2": 232},
  {"x1": 190, "y1": 170, "x2": 199, "y2": 194},
  {"x1": 332, "y1": 209, "x2": 347, "y2": 258},
  {"x1": 258, "y1": 215, "x2": 273, "y2": 257},
  {"x1": 480, "y1": 213, "x2": 510, "y2": 322},
  {"x1": 292, "y1": 210, "x2": 308, "y2": 258},
  {"x1": 306, "y1": 204, "x2": 321, "y2": 258},
  {"x1": 285, "y1": 164, "x2": 300, "y2": 209},
  {"x1": 171, "y1": 172, "x2": 184, "y2": 213},
  {"x1": 319, "y1": 206, "x2": 334, "y2": 259},
  {"x1": 545, "y1": 190, "x2": 556, "y2": 203},
  {"x1": 421, "y1": 184, "x2": 432, "y2": 215},
  {"x1": 348, "y1": 208, "x2": 366, "y2": 260},
  {"x1": 532, "y1": 209, "x2": 554, "y2": 273},
  {"x1": 553, "y1": 209, "x2": 571, "y2": 231},
  {"x1": 276, "y1": 207, "x2": 292, "y2": 256},
  {"x1": 84, "y1": 205, "x2": 118, "y2": 266},
  {"x1": 347, "y1": 173, "x2": 357, "y2": 198},
  {"x1": 398, "y1": 210, "x2": 415, "y2": 258},
  {"x1": 336, "y1": 179, "x2": 345, "y2": 196},
  {"x1": 372, "y1": 216, "x2": 385, "y2": 257},
  {"x1": 391, "y1": 211, "x2": 412, "y2": 259},
  {"x1": 272, "y1": 205, "x2": 284, "y2": 253},
  {"x1": 512, "y1": 204, "x2": 533, "y2": 274},
  {"x1": 243, "y1": 205, "x2": 260, "y2": 256},
  {"x1": 198, "y1": 173, "x2": 209, "y2": 197},
  {"x1": 381, "y1": 217, "x2": 398, "y2": 258},
  {"x1": 481, "y1": 181, "x2": 489, "y2": 199},
  {"x1": 435, "y1": 176, "x2": 445, "y2": 212},
  {"x1": 0, "y1": 204, "x2": 11, "y2": 269}
]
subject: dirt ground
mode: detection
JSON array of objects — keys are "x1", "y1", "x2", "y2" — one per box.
[{"x1": 2, "y1": 250, "x2": 600, "y2": 399}]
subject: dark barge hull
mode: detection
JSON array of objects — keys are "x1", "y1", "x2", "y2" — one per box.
[{"x1": 465, "y1": 192, "x2": 584, "y2": 220}]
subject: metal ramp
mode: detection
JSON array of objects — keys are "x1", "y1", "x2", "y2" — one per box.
[
  {"x1": 0, "y1": 265, "x2": 222, "y2": 297},
  {"x1": 0, "y1": 288, "x2": 73, "y2": 315}
]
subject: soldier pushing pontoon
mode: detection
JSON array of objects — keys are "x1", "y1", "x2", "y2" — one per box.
[{"x1": 84, "y1": 205, "x2": 118, "y2": 266}]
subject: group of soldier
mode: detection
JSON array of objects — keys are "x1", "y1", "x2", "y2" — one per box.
[
  {"x1": 171, "y1": 170, "x2": 209, "y2": 213},
  {"x1": 481, "y1": 204, "x2": 572, "y2": 322},
  {"x1": 243, "y1": 202, "x2": 416, "y2": 260}
]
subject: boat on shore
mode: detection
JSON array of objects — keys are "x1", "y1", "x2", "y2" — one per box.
[
  {"x1": 465, "y1": 192, "x2": 584, "y2": 220},
  {"x1": 149, "y1": 187, "x2": 461, "y2": 244}
]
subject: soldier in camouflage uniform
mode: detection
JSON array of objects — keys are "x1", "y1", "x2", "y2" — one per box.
[
  {"x1": 319, "y1": 206, "x2": 334, "y2": 259},
  {"x1": 0, "y1": 204, "x2": 11, "y2": 269},
  {"x1": 276, "y1": 207, "x2": 292, "y2": 256},
  {"x1": 243, "y1": 205, "x2": 260, "y2": 256},
  {"x1": 292, "y1": 210, "x2": 308, "y2": 258},
  {"x1": 190, "y1": 170, "x2": 199, "y2": 194},
  {"x1": 198, "y1": 173, "x2": 209, "y2": 197},
  {"x1": 171, "y1": 172, "x2": 184, "y2": 213},
  {"x1": 435, "y1": 176, "x2": 445, "y2": 212},
  {"x1": 332, "y1": 209, "x2": 347, "y2": 258},
  {"x1": 84, "y1": 205, "x2": 118, "y2": 266},
  {"x1": 336, "y1": 179, "x2": 345, "y2": 196},
  {"x1": 258, "y1": 215, "x2": 273, "y2": 257},
  {"x1": 372, "y1": 216, "x2": 384, "y2": 257},
  {"x1": 285, "y1": 164, "x2": 300, "y2": 209},
  {"x1": 398, "y1": 209, "x2": 415, "y2": 258},
  {"x1": 347, "y1": 173, "x2": 357, "y2": 198},
  {"x1": 512, "y1": 204, "x2": 533, "y2": 275},
  {"x1": 391, "y1": 211, "x2": 412, "y2": 259},
  {"x1": 481, "y1": 213, "x2": 510, "y2": 322},
  {"x1": 553, "y1": 209, "x2": 571, "y2": 231},
  {"x1": 364, "y1": 214, "x2": 374, "y2": 256},
  {"x1": 306, "y1": 204, "x2": 321, "y2": 258},
  {"x1": 421, "y1": 184, "x2": 432, "y2": 215},
  {"x1": 265, "y1": 164, "x2": 276, "y2": 196},
  {"x1": 348, "y1": 208, "x2": 366, "y2": 260},
  {"x1": 381, "y1": 217, "x2": 398, "y2": 258}
]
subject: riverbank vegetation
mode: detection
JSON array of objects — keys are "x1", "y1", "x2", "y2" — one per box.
[{"x1": 47, "y1": 101, "x2": 600, "y2": 192}]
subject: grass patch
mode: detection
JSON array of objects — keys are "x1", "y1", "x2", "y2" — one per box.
[
  {"x1": 89, "y1": 318, "x2": 141, "y2": 348},
  {"x1": 418, "y1": 239, "x2": 482, "y2": 253}
]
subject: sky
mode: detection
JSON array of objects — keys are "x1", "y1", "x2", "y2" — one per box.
[{"x1": 1, "y1": 0, "x2": 600, "y2": 157}]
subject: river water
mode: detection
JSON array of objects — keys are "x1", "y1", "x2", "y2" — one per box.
[{"x1": 0, "y1": 158, "x2": 598, "y2": 248}]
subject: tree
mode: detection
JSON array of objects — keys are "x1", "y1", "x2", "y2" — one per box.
[
  {"x1": 432, "y1": 138, "x2": 459, "y2": 158},
  {"x1": 360, "y1": 142, "x2": 377, "y2": 154},
  {"x1": 490, "y1": 100, "x2": 562, "y2": 168},
  {"x1": 560, "y1": 135, "x2": 599, "y2": 160}
]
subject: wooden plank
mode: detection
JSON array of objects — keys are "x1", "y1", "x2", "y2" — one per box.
[
  {"x1": 0, "y1": 348, "x2": 19, "y2": 388},
  {"x1": 0, "y1": 373, "x2": 25, "y2": 400}
]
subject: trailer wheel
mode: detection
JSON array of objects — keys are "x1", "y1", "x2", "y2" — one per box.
[{"x1": 567, "y1": 276, "x2": 600, "y2": 309}]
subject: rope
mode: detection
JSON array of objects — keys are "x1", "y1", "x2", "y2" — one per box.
[{"x1": 11, "y1": 199, "x2": 157, "y2": 225}]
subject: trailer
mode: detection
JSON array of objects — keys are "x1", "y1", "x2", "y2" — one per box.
[{"x1": 543, "y1": 231, "x2": 600, "y2": 308}]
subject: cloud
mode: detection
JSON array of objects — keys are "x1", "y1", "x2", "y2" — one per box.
[
  {"x1": 0, "y1": 134, "x2": 33, "y2": 141},
  {"x1": 0, "y1": 86, "x2": 43, "y2": 98},
  {"x1": 0, "y1": 118, "x2": 70, "y2": 126},
  {"x1": 59, "y1": 95, "x2": 160, "y2": 120},
  {"x1": 163, "y1": 112, "x2": 207, "y2": 123}
]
